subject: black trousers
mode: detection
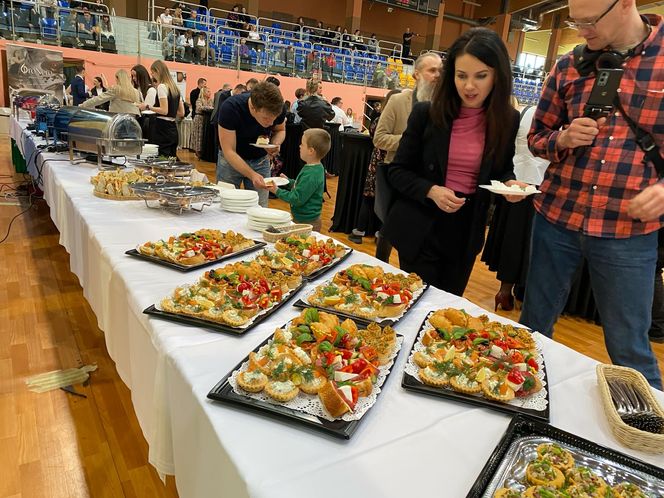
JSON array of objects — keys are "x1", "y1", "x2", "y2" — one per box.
[
  {"x1": 398, "y1": 195, "x2": 477, "y2": 296},
  {"x1": 150, "y1": 119, "x2": 179, "y2": 158}
]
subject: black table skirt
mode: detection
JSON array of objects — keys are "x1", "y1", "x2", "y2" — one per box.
[
  {"x1": 330, "y1": 132, "x2": 374, "y2": 233},
  {"x1": 200, "y1": 110, "x2": 216, "y2": 163},
  {"x1": 282, "y1": 123, "x2": 304, "y2": 178},
  {"x1": 322, "y1": 123, "x2": 342, "y2": 176}
]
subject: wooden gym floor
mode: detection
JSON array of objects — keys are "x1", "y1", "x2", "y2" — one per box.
[{"x1": 0, "y1": 143, "x2": 662, "y2": 497}]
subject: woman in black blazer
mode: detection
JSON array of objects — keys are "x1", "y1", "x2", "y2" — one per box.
[{"x1": 382, "y1": 28, "x2": 526, "y2": 296}]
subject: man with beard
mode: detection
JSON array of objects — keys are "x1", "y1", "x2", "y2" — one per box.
[{"x1": 371, "y1": 52, "x2": 442, "y2": 261}]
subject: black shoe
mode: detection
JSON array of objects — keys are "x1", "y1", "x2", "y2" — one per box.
[
  {"x1": 648, "y1": 328, "x2": 664, "y2": 343},
  {"x1": 348, "y1": 234, "x2": 363, "y2": 244}
]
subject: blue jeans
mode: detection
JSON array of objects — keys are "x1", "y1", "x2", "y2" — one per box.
[
  {"x1": 216, "y1": 153, "x2": 270, "y2": 207},
  {"x1": 520, "y1": 213, "x2": 662, "y2": 389}
]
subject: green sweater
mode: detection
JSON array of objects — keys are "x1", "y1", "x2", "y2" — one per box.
[{"x1": 275, "y1": 163, "x2": 325, "y2": 222}]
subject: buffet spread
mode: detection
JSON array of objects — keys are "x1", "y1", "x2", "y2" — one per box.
[{"x1": 12, "y1": 113, "x2": 664, "y2": 498}]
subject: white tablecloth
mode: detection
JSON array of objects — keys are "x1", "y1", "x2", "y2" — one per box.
[{"x1": 12, "y1": 117, "x2": 664, "y2": 497}]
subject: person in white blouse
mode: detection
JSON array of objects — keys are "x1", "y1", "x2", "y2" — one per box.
[{"x1": 179, "y1": 29, "x2": 194, "y2": 62}]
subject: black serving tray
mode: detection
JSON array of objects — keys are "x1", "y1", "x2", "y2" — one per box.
[
  {"x1": 466, "y1": 415, "x2": 664, "y2": 497},
  {"x1": 401, "y1": 313, "x2": 550, "y2": 422},
  {"x1": 293, "y1": 283, "x2": 429, "y2": 327},
  {"x1": 143, "y1": 278, "x2": 304, "y2": 335},
  {"x1": 125, "y1": 240, "x2": 266, "y2": 272},
  {"x1": 207, "y1": 321, "x2": 403, "y2": 439},
  {"x1": 256, "y1": 246, "x2": 354, "y2": 282}
]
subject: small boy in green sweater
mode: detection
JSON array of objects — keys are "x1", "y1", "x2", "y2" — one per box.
[{"x1": 267, "y1": 128, "x2": 330, "y2": 232}]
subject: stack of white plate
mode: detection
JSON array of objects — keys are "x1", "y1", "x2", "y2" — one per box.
[
  {"x1": 140, "y1": 144, "x2": 159, "y2": 158},
  {"x1": 246, "y1": 206, "x2": 292, "y2": 231},
  {"x1": 220, "y1": 189, "x2": 259, "y2": 213}
]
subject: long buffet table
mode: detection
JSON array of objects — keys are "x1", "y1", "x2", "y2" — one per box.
[{"x1": 12, "y1": 117, "x2": 664, "y2": 497}]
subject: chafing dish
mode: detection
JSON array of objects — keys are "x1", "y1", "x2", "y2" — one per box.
[
  {"x1": 65, "y1": 108, "x2": 144, "y2": 169},
  {"x1": 127, "y1": 157, "x2": 194, "y2": 179},
  {"x1": 130, "y1": 181, "x2": 219, "y2": 214},
  {"x1": 53, "y1": 106, "x2": 82, "y2": 143}
]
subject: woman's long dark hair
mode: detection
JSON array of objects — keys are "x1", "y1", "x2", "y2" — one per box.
[
  {"x1": 430, "y1": 28, "x2": 513, "y2": 160},
  {"x1": 131, "y1": 64, "x2": 152, "y2": 99}
]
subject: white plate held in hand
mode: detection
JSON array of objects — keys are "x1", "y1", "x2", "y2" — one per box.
[
  {"x1": 263, "y1": 177, "x2": 289, "y2": 187},
  {"x1": 250, "y1": 142, "x2": 279, "y2": 149}
]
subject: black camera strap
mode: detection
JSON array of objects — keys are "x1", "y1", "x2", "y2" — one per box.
[{"x1": 613, "y1": 96, "x2": 664, "y2": 179}]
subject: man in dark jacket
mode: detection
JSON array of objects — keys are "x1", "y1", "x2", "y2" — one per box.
[
  {"x1": 297, "y1": 79, "x2": 334, "y2": 130},
  {"x1": 70, "y1": 66, "x2": 89, "y2": 106},
  {"x1": 189, "y1": 77, "x2": 206, "y2": 119}
]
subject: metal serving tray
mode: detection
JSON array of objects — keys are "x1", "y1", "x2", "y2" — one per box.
[{"x1": 467, "y1": 416, "x2": 664, "y2": 497}]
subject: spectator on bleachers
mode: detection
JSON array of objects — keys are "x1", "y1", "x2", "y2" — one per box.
[
  {"x1": 173, "y1": 2, "x2": 191, "y2": 20},
  {"x1": 15, "y1": 5, "x2": 40, "y2": 39},
  {"x1": 290, "y1": 87, "x2": 305, "y2": 124},
  {"x1": 352, "y1": 29, "x2": 365, "y2": 51},
  {"x1": 131, "y1": 64, "x2": 152, "y2": 100},
  {"x1": 161, "y1": 29, "x2": 180, "y2": 59},
  {"x1": 297, "y1": 78, "x2": 334, "y2": 130},
  {"x1": 77, "y1": 8, "x2": 97, "y2": 40},
  {"x1": 158, "y1": 8, "x2": 173, "y2": 26},
  {"x1": 81, "y1": 70, "x2": 141, "y2": 115},
  {"x1": 195, "y1": 32, "x2": 211, "y2": 63},
  {"x1": 323, "y1": 52, "x2": 335, "y2": 82},
  {"x1": 367, "y1": 33, "x2": 378, "y2": 53},
  {"x1": 99, "y1": 15, "x2": 114, "y2": 42},
  {"x1": 341, "y1": 28, "x2": 352, "y2": 48},
  {"x1": 402, "y1": 27, "x2": 415, "y2": 59},
  {"x1": 90, "y1": 0, "x2": 106, "y2": 14},
  {"x1": 239, "y1": 38, "x2": 251, "y2": 68},
  {"x1": 306, "y1": 49, "x2": 320, "y2": 77},
  {"x1": 238, "y1": 6, "x2": 250, "y2": 37},
  {"x1": 40, "y1": 0, "x2": 57, "y2": 20},
  {"x1": 61, "y1": 11, "x2": 79, "y2": 40},
  {"x1": 172, "y1": 7, "x2": 183, "y2": 27},
  {"x1": 372, "y1": 62, "x2": 386, "y2": 88},
  {"x1": 247, "y1": 23, "x2": 259, "y2": 41},
  {"x1": 331, "y1": 26, "x2": 342, "y2": 44},
  {"x1": 310, "y1": 21, "x2": 323, "y2": 44},
  {"x1": 227, "y1": 4, "x2": 242, "y2": 36},
  {"x1": 180, "y1": 29, "x2": 195, "y2": 62}
]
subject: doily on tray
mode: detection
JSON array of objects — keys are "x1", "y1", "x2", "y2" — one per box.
[
  {"x1": 228, "y1": 336, "x2": 404, "y2": 422},
  {"x1": 404, "y1": 315, "x2": 548, "y2": 412}
]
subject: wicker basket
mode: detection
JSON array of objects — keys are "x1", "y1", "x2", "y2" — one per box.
[
  {"x1": 596, "y1": 364, "x2": 664, "y2": 453},
  {"x1": 262, "y1": 224, "x2": 313, "y2": 243}
]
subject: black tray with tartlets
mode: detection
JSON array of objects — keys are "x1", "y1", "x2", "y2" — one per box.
[
  {"x1": 292, "y1": 283, "x2": 429, "y2": 327},
  {"x1": 142, "y1": 278, "x2": 305, "y2": 335},
  {"x1": 207, "y1": 315, "x2": 403, "y2": 439},
  {"x1": 401, "y1": 312, "x2": 550, "y2": 422},
  {"x1": 125, "y1": 240, "x2": 267, "y2": 272},
  {"x1": 466, "y1": 415, "x2": 664, "y2": 497},
  {"x1": 255, "y1": 245, "x2": 354, "y2": 282}
]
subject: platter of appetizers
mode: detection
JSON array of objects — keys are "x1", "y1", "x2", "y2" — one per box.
[
  {"x1": 143, "y1": 261, "x2": 303, "y2": 334},
  {"x1": 125, "y1": 229, "x2": 265, "y2": 272},
  {"x1": 253, "y1": 235, "x2": 353, "y2": 280},
  {"x1": 207, "y1": 308, "x2": 403, "y2": 438},
  {"x1": 401, "y1": 308, "x2": 549, "y2": 421},
  {"x1": 293, "y1": 264, "x2": 427, "y2": 326}
]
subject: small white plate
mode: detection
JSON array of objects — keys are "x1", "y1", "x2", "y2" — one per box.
[
  {"x1": 263, "y1": 177, "x2": 289, "y2": 187},
  {"x1": 479, "y1": 185, "x2": 541, "y2": 197},
  {"x1": 141, "y1": 110, "x2": 156, "y2": 115},
  {"x1": 250, "y1": 142, "x2": 279, "y2": 149}
]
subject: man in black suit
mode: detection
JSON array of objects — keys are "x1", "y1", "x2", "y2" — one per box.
[
  {"x1": 189, "y1": 77, "x2": 206, "y2": 119},
  {"x1": 70, "y1": 66, "x2": 89, "y2": 106}
]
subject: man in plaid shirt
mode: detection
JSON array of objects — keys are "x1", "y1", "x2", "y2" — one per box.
[{"x1": 520, "y1": 0, "x2": 664, "y2": 388}]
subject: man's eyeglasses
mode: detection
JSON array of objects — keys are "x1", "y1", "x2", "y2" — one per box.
[{"x1": 565, "y1": 0, "x2": 619, "y2": 30}]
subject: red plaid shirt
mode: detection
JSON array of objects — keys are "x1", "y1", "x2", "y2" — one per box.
[{"x1": 529, "y1": 14, "x2": 664, "y2": 238}]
